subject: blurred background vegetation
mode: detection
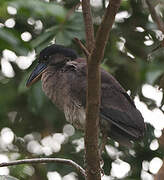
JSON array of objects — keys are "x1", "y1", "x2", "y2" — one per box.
[{"x1": 0, "y1": 0, "x2": 164, "y2": 179}]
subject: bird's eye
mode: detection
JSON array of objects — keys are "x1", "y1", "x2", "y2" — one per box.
[{"x1": 42, "y1": 55, "x2": 49, "y2": 62}]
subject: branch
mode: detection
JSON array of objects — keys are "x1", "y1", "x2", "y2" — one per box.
[
  {"x1": 74, "y1": 37, "x2": 90, "y2": 58},
  {"x1": 146, "y1": 0, "x2": 164, "y2": 34},
  {"x1": 0, "y1": 158, "x2": 86, "y2": 177},
  {"x1": 82, "y1": 1, "x2": 122, "y2": 180},
  {"x1": 145, "y1": 0, "x2": 164, "y2": 89},
  {"x1": 81, "y1": 0, "x2": 95, "y2": 53},
  {"x1": 91, "y1": 0, "x2": 122, "y2": 64},
  {"x1": 146, "y1": 0, "x2": 164, "y2": 51},
  {"x1": 65, "y1": 2, "x2": 81, "y2": 21},
  {"x1": 81, "y1": 1, "x2": 100, "y2": 180}
]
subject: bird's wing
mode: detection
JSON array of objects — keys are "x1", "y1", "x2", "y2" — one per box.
[
  {"x1": 66, "y1": 62, "x2": 145, "y2": 140},
  {"x1": 100, "y1": 70, "x2": 145, "y2": 140}
]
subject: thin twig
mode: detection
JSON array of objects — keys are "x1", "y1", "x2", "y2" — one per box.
[
  {"x1": 0, "y1": 158, "x2": 86, "y2": 177},
  {"x1": 65, "y1": 2, "x2": 81, "y2": 21},
  {"x1": 146, "y1": 0, "x2": 164, "y2": 90},
  {"x1": 81, "y1": 0, "x2": 95, "y2": 53},
  {"x1": 146, "y1": 0, "x2": 164, "y2": 49},
  {"x1": 146, "y1": 0, "x2": 164, "y2": 33},
  {"x1": 74, "y1": 37, "x2": 90, "y2": 57}
]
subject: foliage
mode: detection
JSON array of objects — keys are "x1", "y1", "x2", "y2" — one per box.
[
  {"x1": 0, "y1": 0, "x2": 164, "y2": 179},
  {"x1": 0, "y1": 175, "x2": 19, "y2": 180}
]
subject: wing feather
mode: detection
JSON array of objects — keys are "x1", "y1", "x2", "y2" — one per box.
[{"x1": 68, "y1": 61, "x2": 145, "y2": 142}]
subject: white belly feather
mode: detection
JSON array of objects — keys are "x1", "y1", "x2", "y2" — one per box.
[{"x1": 64, "y1": 105, "x2": 86, "y2": 130}]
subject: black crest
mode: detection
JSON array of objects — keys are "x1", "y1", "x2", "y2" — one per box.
[{"x1": 39, "y1": 44, "x2": 78, "y2": 61}]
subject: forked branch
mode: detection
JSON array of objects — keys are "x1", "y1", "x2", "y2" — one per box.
[{"x1": 81, "y1": 1, "x2": 122, "y2": 180}]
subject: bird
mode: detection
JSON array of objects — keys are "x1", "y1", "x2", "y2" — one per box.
[{"x1": 26, "y1": 44, "x2": 145, "y2": 146}]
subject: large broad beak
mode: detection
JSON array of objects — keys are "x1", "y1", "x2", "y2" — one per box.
[{"x1": 26, "y1": 62, "x2": 47, "y2": 87}]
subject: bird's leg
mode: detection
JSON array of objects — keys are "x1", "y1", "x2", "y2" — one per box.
[{"x1": 100, "y1": 133, "x2": 108, "y2": 155}]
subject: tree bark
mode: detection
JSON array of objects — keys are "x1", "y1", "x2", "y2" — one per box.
[
  {"x1": 82, "y1": 0, "x2": 122, "y2": 180},
  {"x1": 81, "y1": 0, "x2": 95, "y2": 53}
]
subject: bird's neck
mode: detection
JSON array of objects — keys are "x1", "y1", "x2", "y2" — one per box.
[{"x1": 41, "y1": 67, "x2": 68, "y2": 110}]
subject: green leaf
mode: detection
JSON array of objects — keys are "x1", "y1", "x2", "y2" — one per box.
[
  {"x1": 0, "y1": 28, "x2": 19, "y2": 46},
  {"x1": 0, "y1": 175, "x2": 19, "y2": 180},
  {"x1": 146, "y1": 69, "x2": 163, "y2": 84},
  {"x1": 27, "y1": 81, "x2": 46, "y2": 114},
  {"x1": 10, "y1": 0, "x2": 66, "y2": 20},
  {"x1": 0, "y1": 28, "x2": 30, "y2": 55},
  {"x1": 18, "y1": 72, "x2": 30, "y2": 94},
  {"x1": 31, "y1": 12, "x2": 85, "y2": 47},
  {"x1": 54, "y1": 12, "x2": 85, "y2": 45},
  {"x1": 31, "y1": 31, "x2": 54, "y2": 48}
]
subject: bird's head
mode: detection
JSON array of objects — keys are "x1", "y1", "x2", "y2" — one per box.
[{"x1": 26, "y1": 44, "x2": 78, "y2": 87}]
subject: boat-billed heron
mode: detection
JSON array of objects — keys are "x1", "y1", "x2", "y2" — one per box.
[{"x1": 26, "y1": 44, "x2": 145, "y2": 146}]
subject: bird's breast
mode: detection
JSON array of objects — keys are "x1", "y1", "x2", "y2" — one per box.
[
  {"x1": 64, "y1": 104, "x2": 86, "y2": 130},
  {"x1": 41, "y1": 69, "x2": 86, "y2": 130},
  {"x1": 41, "y1": 70, "x2": 66, "y2": 110}
]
